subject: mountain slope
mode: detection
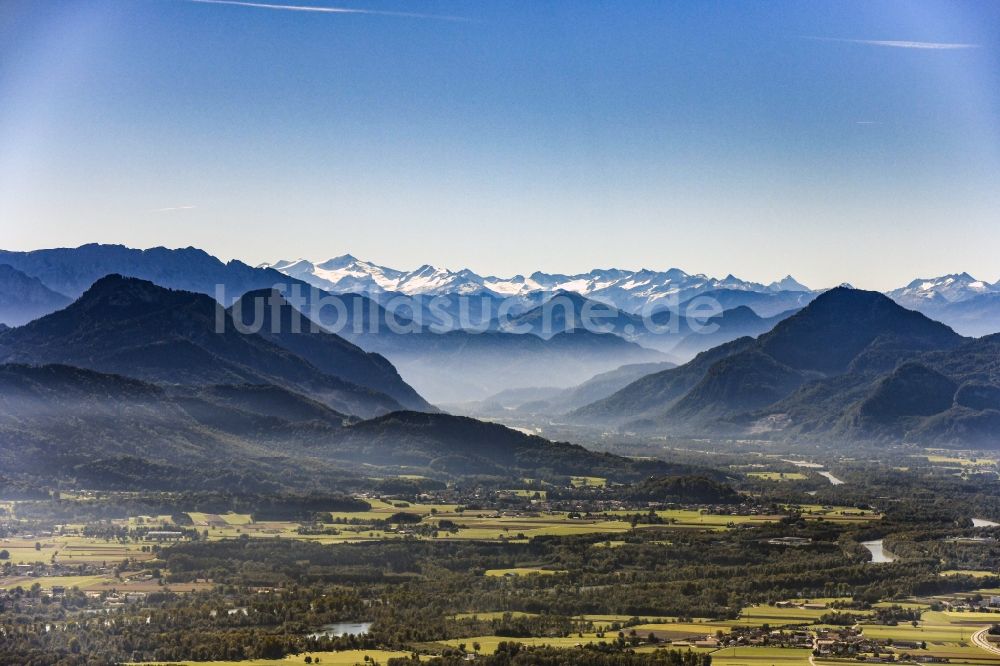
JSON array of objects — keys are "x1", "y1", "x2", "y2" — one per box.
[
  {"x1": 670, "y1": 306, "x2": 796, "y2": 358},
  {"x1": 229, "y1": 289, "x2": 432, "y2": 411},
  {"x1": 755, "y1": 288, "x2": 963, "y2": 375},
  {"x1": 571, "y1": 336, "x2": 757, "y2": 424},
  {"x1": 575, "y1": 288, "x2": 967, "y2": 436},
  {"x1": 0, "y1": 275, "x2": 404, "y2": 418},
  {"x1": 0, "y1": 363, "x2": 692, "y2": 488},
  {"x1": 0, "y1": 265, "x2": 71, "y2": 326},
  {"x1": 0, "y1": 363, "x2": 356, "y2": 491},
  {"x1": 335, "y1": 411, "x2": 683, "y2": 478}
]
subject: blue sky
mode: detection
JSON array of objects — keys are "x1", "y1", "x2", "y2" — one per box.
[{"x1": 1, "y1": 0, "x2": 998, "y2": 290}]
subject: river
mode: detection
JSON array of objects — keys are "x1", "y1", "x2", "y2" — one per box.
[
  {"x1": 308, "y1": 622, "x2": 373, "y2": 640},
  {"x1": 861, "y1": 539, "x2": 896, "y2": 563},
  {"x1": 817, "y1": 471, "x2": 844, "y2": 485}
]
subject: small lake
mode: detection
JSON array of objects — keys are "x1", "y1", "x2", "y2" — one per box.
[
  {"x1": 973, "y1": 518, "x2": 1000, "y2": 528},
  {"x1": 308, "y1": 622, "x2": 372, "y2": 640},
  {"x1": 818, "y1": 471, "x2": 844, "y2": 485},
  {"x1": 861, "y1": 539, "x2": 896, "y2": 563}
]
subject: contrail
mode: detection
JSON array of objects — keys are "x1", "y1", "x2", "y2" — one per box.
[
  {"x1": 150, "y1": 205, "x2": 197, "y2": 213},
  {"x1": 804, "y1": 36, "x2": 979, "y2": 50},
  {"x1": 188, "y1": 0, "x2": 473, "y2": 22}
]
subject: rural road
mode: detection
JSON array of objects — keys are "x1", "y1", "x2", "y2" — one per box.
[{"x1": 972, "y1": 628, "x2": 1000, "y2": 656}]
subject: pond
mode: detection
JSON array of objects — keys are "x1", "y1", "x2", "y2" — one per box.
[{"x1": 308, "y1": 622, "x2": 373, "y2": 640}]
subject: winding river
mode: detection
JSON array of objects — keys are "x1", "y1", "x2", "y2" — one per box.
[{"x1": 861, "y1": 539, "x2": 896, "y2": 563}]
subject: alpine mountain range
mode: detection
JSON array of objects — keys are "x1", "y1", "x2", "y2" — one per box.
[{"x1": 1, "y1": 243, "x2": 1000, "y2": 490}]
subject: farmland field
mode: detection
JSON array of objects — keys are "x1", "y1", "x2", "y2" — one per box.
[{"x1": 747, "y1": 472, "x2": 809, "y2": 481}]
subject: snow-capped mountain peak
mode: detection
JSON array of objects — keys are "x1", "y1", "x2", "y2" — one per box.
[
  {"x1": 767, "y1": 275, "x2": 811, "y2": 293},
  {"x1": 264, "y1": 254, "x2": 817, "y2": 313},
  {"x1": 888, "y1": 272, "x2": 997, "y2": 307}
]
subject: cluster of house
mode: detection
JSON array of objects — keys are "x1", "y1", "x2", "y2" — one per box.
[
  {"x1": 814, "y1": 627, "x2": 942, "y2": 662},
  {"x1": 677, "y1": 626, "x2": 815, "y2": 650}
]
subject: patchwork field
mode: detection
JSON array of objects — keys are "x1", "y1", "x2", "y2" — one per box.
[
  {"x1": 923, "y1": 454, "x2": 997, "y2": 467},
  {"x1": 747, "y1": 472, "x2": 809, "y2": 481},
  {"x1": 0, "y1": 572, "x2": 212, "y2": 593},
  {"x1": 712, "y1": 647, "x2": 813, "y2": 666},
  {"x1": 134, "y1": 650, "x2": 420, "y2": 665},
  {"x1": 570, "y1": 476, "x2": 608, "y2": 487},
  {"x1": 0, "y1": 535, "x2": 154, "y2": 565},
  {"x1": 483, "y1": 567, "x2": 567, "y2": 577},
  {"x1": 185, "y1": 506, "x2": 781, "y2": 545}
]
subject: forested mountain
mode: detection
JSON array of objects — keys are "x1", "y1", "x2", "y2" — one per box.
[
  {"x1": 0, "y1": 363, "x2": 692, "y2": 489},
  {"x1": 228, "y1": 289, "x2": 431, "y2": 411},
  {"x1": 0, "y1": 275, "x2": 406, "y2": 418},
  {"x1": 572, "y1": 288, "x2": 1000, "y2": 447}
]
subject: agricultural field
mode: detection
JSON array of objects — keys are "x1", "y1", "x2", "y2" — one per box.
[
  {"x1": 187, "y1": 505, "x2": 783, "y2": 545},
  {"x1": 747, "y1": 472, "x2": 809, "y2": 481},
  {"x1": 0, "y1": 572, "x2": 212, "y2": 593},
  {"x1": 603, "y1": 508, "x2": 783, "y2": 527},
  {"x1": 712, "y1": 647, "x2": 813, "y2": 666},
  {"x1": 440, "y1": 632, "x2": 664, "y2": 654},
  {"x1": 134, "y1": 650, "x2": 420, "y2": 665},
  {"x1": 922, "y1": 454, "x2": 998, "y2": 467},
  {"x1": 483, "y1": 567, "x2": 567, "y2": 577},
  {"x1": 855, "y1": 608, "x2": 1000, "y2": 664},
  {"x1": 782, "y1": 504, "x2": 881, "y2": 523},
  {"x1": 0, "y1": 534, "x2": 154, "y2": 565},
  {"x1": 570, "y1": 476, "x2": 608, "y2": 487}
]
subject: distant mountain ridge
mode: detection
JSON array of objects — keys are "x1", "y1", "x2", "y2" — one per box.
[
  {"x1": 886, "y1": 273, "x2": 1000, "y2": 337},
  {"x1": 264, "y1": 255, "x2": 813, "y2": 313},
  {"x1": 0, "y1": 244, "x2": 293, "y2": 302},
  {"x1": 887, "y1": 273, "x2": 998, "y2": 307},
  {"x1": 5, "y1": 244, "x2": 1000, "y2": 340}
]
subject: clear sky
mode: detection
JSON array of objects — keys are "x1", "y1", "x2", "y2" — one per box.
[{"x1": 1, "y1": 0, "x2": 998, "y2": 290}]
